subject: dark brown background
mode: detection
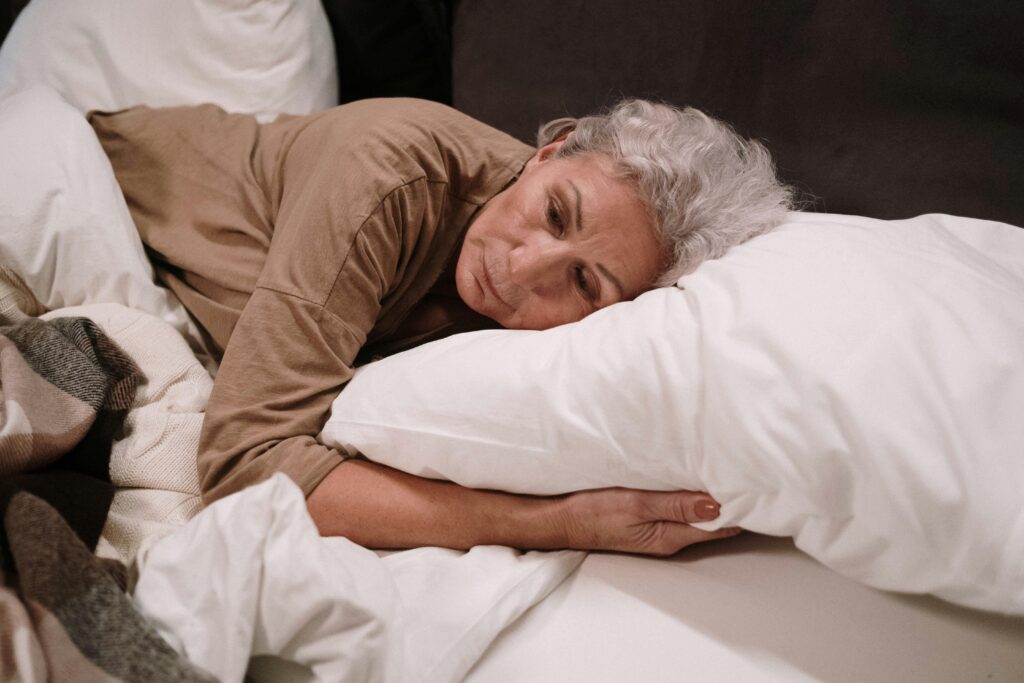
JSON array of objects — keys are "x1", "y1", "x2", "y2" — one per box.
[
  {"x1": 449, "y1": 0, "x2": 1024, "y2": 226},
  {"x1": 4, "y1": 0, "x2": 1022, "y2": 228}
]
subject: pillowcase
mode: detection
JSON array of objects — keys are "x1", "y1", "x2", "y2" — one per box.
[
  {"x1": 321, "y1": 212, "x2": 1024, "y2": 615},
  {"x1": 0, "y1": 0, "x2": 337, "y2": 121},
  {"x1": 0, "y1": 86, "x2": 200, "y2": 346}
]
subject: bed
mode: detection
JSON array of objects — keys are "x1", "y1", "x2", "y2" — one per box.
[{"x1": 1, "y1": 1, "x2": 1022, "y2": 681}]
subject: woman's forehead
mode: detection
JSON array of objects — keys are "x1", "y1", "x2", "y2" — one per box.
[
  {"x1": 550, "y1": 157, "x2": 652, "y2": 231},
  {"x1": 549, "y1": 157, "x2": 665, "y2": 293}
]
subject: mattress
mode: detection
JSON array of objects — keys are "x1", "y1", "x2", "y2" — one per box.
[{"x1": 468, "y1": 534, "x2": 1024, "y2": 682}]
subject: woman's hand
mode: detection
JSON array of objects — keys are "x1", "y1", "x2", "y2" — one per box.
[{"x1": 557, "y1": 487, "x2": 741, "y2": 556}]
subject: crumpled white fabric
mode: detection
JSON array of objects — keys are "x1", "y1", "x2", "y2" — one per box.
[
  {"x1": 132, "y1": 475, "x2": 583, "y2": 683},
  {"x1": 0, "y1": 86, "x2": 207, "y2": 351}
]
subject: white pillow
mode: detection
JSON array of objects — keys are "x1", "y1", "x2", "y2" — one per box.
[
  {"x1": 0, "y1": 0, "x2": 337, "y2": 121},
  {"x1": 321, "y1": 212, "x2": 1024, "y2": 615},
  {"x1": 0, "y1": 86, "x2": 200, "y2": 346}
]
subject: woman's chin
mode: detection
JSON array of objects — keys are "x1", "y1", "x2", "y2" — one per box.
[{"x1": 454, "y1": 261, "x2": 485, "y2": 314}]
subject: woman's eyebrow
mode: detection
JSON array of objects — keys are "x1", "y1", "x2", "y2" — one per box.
[{"x1": 566, "y1": 180, "x2": 625, "y2": 300}]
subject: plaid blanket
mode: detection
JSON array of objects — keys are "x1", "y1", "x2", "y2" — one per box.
[
  {"x1": 1, "y1": 491, "x2": 216, "y2": 682},
  {"x1": 0, "y1": 291, "x2": 213, "y2": 682},
  {"x1": 0, "y1": 310, "x2": 137, "y2": 553},
  {"x1": 0, "y1": 314, "x2": 139, "y2": 477}
]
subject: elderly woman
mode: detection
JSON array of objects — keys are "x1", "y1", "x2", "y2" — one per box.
[{"x1": 90, "y1": 97, "x2": 791, "y2": 555}]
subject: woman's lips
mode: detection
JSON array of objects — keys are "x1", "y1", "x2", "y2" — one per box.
[{"x1": 478, "y1": 248, "x2": 510, "y2": 309}]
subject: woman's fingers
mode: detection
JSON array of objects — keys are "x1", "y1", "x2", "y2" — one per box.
[
  {"x1": 645, "y1": 522, "x2": 743, "y2": 556},
  {"x1": 561, "y1": 487, "x2": 740, "y2": 555}
]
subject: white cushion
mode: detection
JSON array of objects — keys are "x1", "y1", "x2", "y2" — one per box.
[
  {"x1": 320, "y1": 212, "x2": 1024, "y2": 614},
  {"x1": 0, "y1": 86, "x2": 199, "y2": 343},
  {"x1": 0, "y1": 0, "x2": 337, "y2": 121}
]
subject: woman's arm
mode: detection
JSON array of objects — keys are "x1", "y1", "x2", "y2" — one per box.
[{"x1": 307, "y1": 459, "x2": 738, "y2": 554}]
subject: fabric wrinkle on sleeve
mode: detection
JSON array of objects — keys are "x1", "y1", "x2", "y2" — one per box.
[
  {"x1": 197, "y1": 288, "x2": 357, "y2": 502},
  {"x1": 197, "y1": 173, "x2": 412, "y2": 504}
]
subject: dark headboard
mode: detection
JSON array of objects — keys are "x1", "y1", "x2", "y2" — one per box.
[
  {"x1": 320, "y1": 0, "x2": 452, "y2": 104},
  {"x1": 6, "y1": 1, "x2": 1019, "y2": 228},
  {"x1": 450, "y1": 0, "x2": 1024, "y2": 227},
  {"x1": 0, "y1": 0, "x2": 28, "y2": 47}
]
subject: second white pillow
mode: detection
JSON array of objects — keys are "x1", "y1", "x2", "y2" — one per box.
[{"x1": 0, "y1": 0, "x2": 338, "y2": 121}]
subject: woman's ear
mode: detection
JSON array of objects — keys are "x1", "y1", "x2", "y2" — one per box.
[{"x1": 524, "y1": 132, "x2": 572, "y2": 172}]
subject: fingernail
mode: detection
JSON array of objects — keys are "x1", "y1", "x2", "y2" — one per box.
[{"x1": 696, "y1": 500, "x2": 720, "y2": 521}]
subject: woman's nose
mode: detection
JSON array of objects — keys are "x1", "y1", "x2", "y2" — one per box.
[{"x1": 507, "y1": 240, "x2": 569, "y2": 292}]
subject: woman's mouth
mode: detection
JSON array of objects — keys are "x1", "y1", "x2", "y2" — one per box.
[{"x1": 479, "y1": 248, "x2": 511, "y2": 310}]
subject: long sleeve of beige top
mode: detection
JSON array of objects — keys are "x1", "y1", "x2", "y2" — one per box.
[{"x1": 90, "y1": 99, "x2": 532, "y2": 503}]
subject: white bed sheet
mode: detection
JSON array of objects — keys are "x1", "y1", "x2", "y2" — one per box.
[{"x1": 467, "y1": 534, "x2": 1024, "y2": 682}]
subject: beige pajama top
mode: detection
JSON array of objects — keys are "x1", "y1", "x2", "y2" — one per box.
[{"x1": 90, "y1": 98, "x2": 533, "y2": 502}]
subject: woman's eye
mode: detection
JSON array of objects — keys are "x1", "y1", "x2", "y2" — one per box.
[
  {"x1": 574, "y1": 266, "x2": 594, "y2": 298},
  {"x1": 547, "y1": 201, "x2": 564, "y2": 234}
]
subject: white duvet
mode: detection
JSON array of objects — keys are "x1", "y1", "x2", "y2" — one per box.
[
  {"x1": 131, "y1": 475, "x2": 583, "y2": 683},
  {"x1": 323, "y1": 212, "x2": 1024, "y2": 615}
]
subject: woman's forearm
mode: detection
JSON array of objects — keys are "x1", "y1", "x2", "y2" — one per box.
[
  {"x1": 306, "y1": 458, "x2": 569, "y2": 550},
  {"x1": 306, "y1": 458, "x2": 738, "y2": 554}
]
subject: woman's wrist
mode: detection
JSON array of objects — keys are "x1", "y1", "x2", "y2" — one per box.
[{"x1": 479, "y1": 490, "x2": 572, "y2": 550}]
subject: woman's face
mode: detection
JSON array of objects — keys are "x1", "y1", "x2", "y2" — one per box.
[{"x1": 455, "y1": 142, "x2": 666, "y2": 330}]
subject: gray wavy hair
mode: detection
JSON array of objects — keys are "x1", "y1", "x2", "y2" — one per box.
[{"x1": 538, "y1": 99, "x2": 793, "y2": 285}]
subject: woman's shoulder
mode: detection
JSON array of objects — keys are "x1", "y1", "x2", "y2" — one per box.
[
  {"x1": 319, "y1": 97, "x2": 509, "y2": 142},
  {"x1": 289, "y1": 98, "x2": 534, "y2": 202}
]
